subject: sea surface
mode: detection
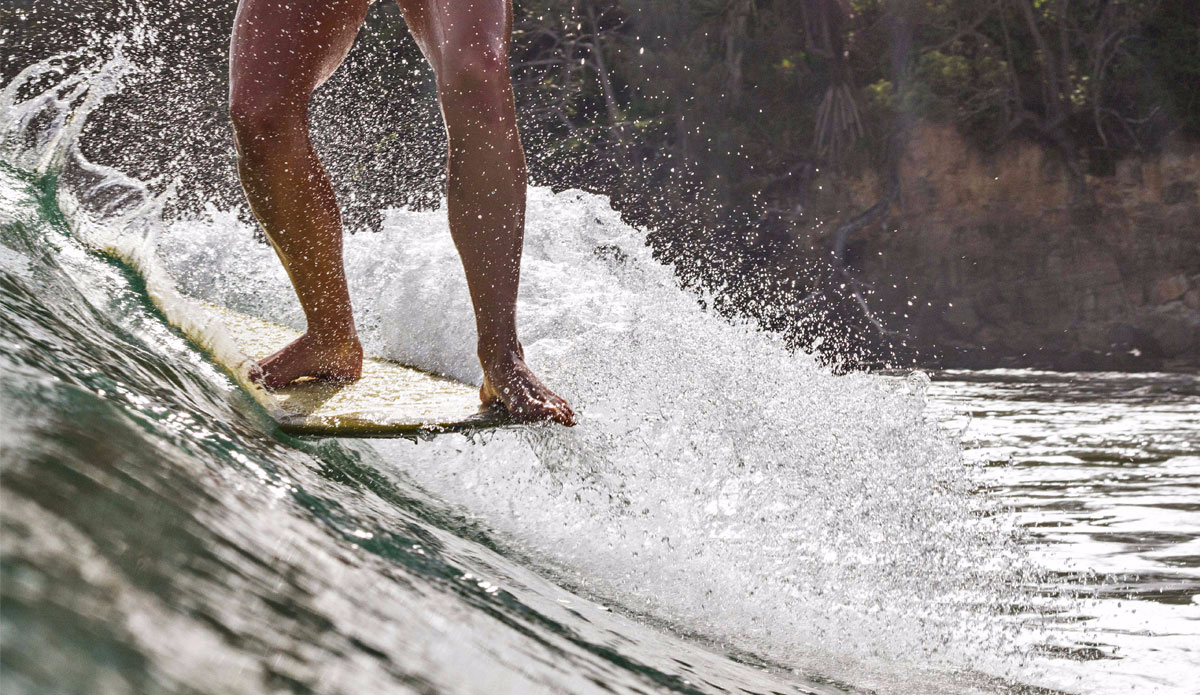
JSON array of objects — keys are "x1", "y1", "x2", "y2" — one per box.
[{"x1": 2, "y1": 51, "x2": 1198, "y2": 695}]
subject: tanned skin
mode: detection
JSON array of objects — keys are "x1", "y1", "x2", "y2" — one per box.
[{"x1": 229, "y1": 0, "x2": 575, "y2": 425}]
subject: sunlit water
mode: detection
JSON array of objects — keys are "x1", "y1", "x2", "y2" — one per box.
[
  {"x1": 2, "y1": 51, "x2": 1197, "y2": 695},
  {"x1": 927, "y1": 371, "x2": 1200, "y2": 693}
]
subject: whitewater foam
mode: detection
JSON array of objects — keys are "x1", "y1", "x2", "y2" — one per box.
[
  {"x1": 153, "y1": 189, "x2": 1038, "y2": 688},
  {"x1": 5, "y1": 49, "x2": 1045, "y2": 693}
]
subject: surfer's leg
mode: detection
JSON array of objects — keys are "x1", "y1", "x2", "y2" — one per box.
[
  {"x1": 229, "y1": 0, "x2": 367, "y2": 388},
  {"x1": 395, "y1": 0, "x2": 575, "y2": 425}
]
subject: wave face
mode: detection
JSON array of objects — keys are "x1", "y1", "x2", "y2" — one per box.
[
  {"x1": 158, "y1": 185, "x2": 1032, "y2": 675},
  {"x1": 2, "y1": 49, "x2": 1046, "y2": 695}
]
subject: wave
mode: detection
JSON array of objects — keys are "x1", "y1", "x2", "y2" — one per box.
[{"x1": 2, "y1": 46, "x2": 1054, "y2": 694}]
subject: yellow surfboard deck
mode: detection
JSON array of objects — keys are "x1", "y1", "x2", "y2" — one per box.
[{"x1": 205, "y1": 304, "x2": 507, "y2": 437}]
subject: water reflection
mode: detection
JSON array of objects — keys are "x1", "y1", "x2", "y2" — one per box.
[{"x1": 927, "y1": 369, "x2": 1200, "y2": 693}]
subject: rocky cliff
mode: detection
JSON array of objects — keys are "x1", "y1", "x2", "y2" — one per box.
[{"x1": 825, "y1": 124, "x2": 1199, "y2": 371}]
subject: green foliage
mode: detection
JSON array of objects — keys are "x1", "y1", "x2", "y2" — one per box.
[
  {"x1": 498, "y1": 0, "x2": 1192, "y2": 363},
  {"x1": 10, "y1": 0, "x2": 1186, "y2": 364},
  {"x1": 1127, "y1": 3, "x2": 1200, "y2": 137}
]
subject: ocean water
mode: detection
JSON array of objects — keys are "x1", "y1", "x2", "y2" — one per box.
[{"x1": 2, "y1": 51, "x2": 1198, "y2": 695}]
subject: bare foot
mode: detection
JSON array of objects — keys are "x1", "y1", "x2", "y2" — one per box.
[
  {"x1": 253, "y1": 331, "x2": 363, "y2": 389},
  {"x1": 479, "y1": 345, "x2": 576, "y2": 426}
]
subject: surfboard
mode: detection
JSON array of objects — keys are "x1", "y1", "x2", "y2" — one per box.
[
  {"x1": 200, "y1": 303, "x2": 507, "y2": 437},
  {"x1": 95, "y1": 235, "x2": 501, "y2": 437}
]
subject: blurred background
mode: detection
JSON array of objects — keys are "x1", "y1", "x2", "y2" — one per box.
[{"x1": 5, "y1": 0, "x2": 1198, "y2": 371}]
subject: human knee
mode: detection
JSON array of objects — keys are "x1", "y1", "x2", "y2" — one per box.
[
  {"x1": 436, "y1": 42, "x2": 509, "y2": 102},
  {"x1": 229, "y1": 92, "x2": 305, "y2": 153}
]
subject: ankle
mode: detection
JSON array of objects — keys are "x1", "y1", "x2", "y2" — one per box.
[
  {"x1": 477, "y1": 336, "x2": 522, "y2": 366},
  {"x1": 306, "y1": 322, "x2": 359, "y2": 347}
]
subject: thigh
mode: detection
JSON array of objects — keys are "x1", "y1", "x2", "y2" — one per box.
[
  {"x1": 230, "y1": 0, "x2": 370, "y2": 104},
  {"x1": 392, "y1": 0, "x2": 512, "y2": 72}
]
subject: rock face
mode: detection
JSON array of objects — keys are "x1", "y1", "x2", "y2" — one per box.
[{"x1": 827, "y1": 123, "x2": 1199, "y2": 371}]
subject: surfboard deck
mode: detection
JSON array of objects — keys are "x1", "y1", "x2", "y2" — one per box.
[
  {"x1": 93, "y1": 238, "x2": 503, "y2": 438},
  {"x1": 205, "y1": 303, "x2": 508, "y2": 437}
]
